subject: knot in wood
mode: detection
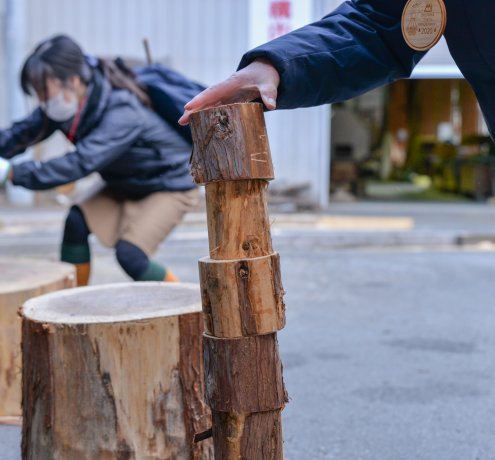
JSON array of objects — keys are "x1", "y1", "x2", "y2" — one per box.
[
  {"x1": 101, "y1": 372, "x2": 111, "y2": 386},
  {"x1": 212, "y1": 110, "x2": 233, "y2": 140},
  {"x1": 239, "y1": 267, "x2": 249, "y2": 279}
]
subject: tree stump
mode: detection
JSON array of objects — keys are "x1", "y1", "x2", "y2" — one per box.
[
  {"x1": 0, "y1": 258, "x2": 75, "y2": 424},
  {"x1": 21, "y1": 282, "x2": 214, "y2": 460},
  {"x1": 190, "y1": 103, "x2": 288, "y2": 459}
]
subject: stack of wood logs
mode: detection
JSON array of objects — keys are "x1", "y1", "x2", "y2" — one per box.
[{"x1": 190, "y1": 103, "x2": 288, "y2": 458}]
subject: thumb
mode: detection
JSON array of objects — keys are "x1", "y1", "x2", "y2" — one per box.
[{"x1": 259, "y1": 83, "x2": 278, "y2": 111}]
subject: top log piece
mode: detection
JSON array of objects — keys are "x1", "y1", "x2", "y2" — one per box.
[{"x1": 189, "y1": 103, "x2": 274, "y2": 184}]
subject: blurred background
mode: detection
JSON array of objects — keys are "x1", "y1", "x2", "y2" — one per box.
[
  {"x1": 3, "y1": 3, "x2": 495, "y2": 459},
  {"x1": 1, "y1": 0, "x2": 490, "y2": 211}
]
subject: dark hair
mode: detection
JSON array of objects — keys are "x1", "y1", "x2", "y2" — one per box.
[
  {"x1": 98, "y1": 58, "x2": 151, "y2": 107},
  {"x1": 21, "y1": 34, "x2": 151, "y2": 107},
  {"x1": 21, "y1": 35, "x2": 92, "y2": 98}
]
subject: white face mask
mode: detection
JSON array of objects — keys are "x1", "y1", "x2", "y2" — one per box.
[{"x1": 40, "y1": 90, "x2": 78, "y2": 122}]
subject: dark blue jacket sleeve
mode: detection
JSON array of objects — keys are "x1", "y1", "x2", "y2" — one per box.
[
  {"x1": 238, "y1": 0, "x2": 426, "y2": 109},
  {"x1": 0, "y1": 108, "x2": 57, "y2": 159},
  {"x1": 12, "y1": 101, "x2": 143, "y2": 190}
]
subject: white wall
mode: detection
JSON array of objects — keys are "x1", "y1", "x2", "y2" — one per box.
[
  {"x1": 19, "y1": 0, "x2": 332, "y2": 207},
  {"x1": 0, "y1": 0, "x2": 342, "y2": 207},
  {"x1": 26, "y1": 0, "x2": 249, "y2": 85},
  {"x1": 0, "y1": 0, "x2": 463, "y2": 207}
]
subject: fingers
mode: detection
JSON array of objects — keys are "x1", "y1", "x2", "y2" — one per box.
[
  {"x1": 179, "y1": 78, "x2": 240, "y2": 125},
  {"x1": 178, "y1": 82, "x2": 276, "y2": 125},
  {"x1": 179, "y1": 77, "x2": 257, "y2": 125},
  {"x1": 178, "y1": 110, "x2": 192, "y2": 126},
  {"x1": 259, "y1": 83, "x2": 278, "y2": 111},
  {"x1": 178, "y1": 59, "x2": 281, "y2": 125}
]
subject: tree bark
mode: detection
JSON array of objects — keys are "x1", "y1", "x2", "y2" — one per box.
[
  {"x1": 203, "y1": 334, "x2": 287, "y2": 413},
  {"x1": 0, "y1": 258, "x2": 75, "y2": 420},
  {"x1": 211, "y1": 410, "x2": 283, "y2": 460},
  {"x1": 21, "y1": 283, "x2": 213, "y2": 460},
  {"x1": 199, "y1": 254, "x2": 285, "y2": 338},
  {"x1": 190, "y1": 103, "x2": 274, "y2": 185},
  {"x1": 205, "y1": 180, "x2": 273, "y2": 260}
]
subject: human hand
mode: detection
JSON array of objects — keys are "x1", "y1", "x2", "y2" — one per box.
[
  {"x1": 179, "y1": 58, "x2": 280, "y2": 125},
  {"x1": 0, "y1": 157, "x2": 11, "y2": 187}
]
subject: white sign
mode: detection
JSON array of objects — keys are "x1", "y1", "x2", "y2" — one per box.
[{"x1": 249, "y1": 0, "x2": 313, "y2": 48}]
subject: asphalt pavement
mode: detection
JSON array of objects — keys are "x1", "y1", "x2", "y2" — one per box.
[{"x1": 2, "y1": 202, "x2": 495, "y2": 459}]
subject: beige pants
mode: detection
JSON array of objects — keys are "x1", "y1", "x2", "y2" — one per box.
[{"x1": 78, "y1": 186, "x2": 199, "y2": 256}]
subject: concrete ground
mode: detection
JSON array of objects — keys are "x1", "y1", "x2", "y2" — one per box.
[{"x1": 2, "y1": 202, "x2": 495, "y2": 459}]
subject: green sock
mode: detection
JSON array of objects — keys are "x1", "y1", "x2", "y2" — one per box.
[
  {"x1": 61, "y1": 242, "x2": 90, "y2": 264},
  {"x1": 138, "y1": 261, "x2": 166, "y2": 281}
]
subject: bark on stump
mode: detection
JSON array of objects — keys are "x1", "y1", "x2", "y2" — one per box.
[
  {"x1": 190, "y1": 103, "x2": 288, "y2": 459},
  {"x1": 21, "y1": 282, "x2": 214, "y2": 460},
  {"x1": 0, "y1": 258, "x2": 75, "y2": 424}
]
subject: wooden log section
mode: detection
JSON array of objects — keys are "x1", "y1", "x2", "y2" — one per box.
[
  {"x1": 211, "y1": 410, "x2": 283, "y2": 459},
  {"x1": 21, "y1": 282, "x2": 213, "y2": 460},
  {"x1": 190, "y1": 103, "x2": 274, "y2": 184},
  {"x1": 0, "y1": 258, "x2": 75, "y2": 421},
  {"x1": 203, "y1": 334, "x2": 287, "y2": 413},
  {"x1": 199, "y1": 253, "x2": 285, "y2": 338},
  {"x1": 205, "y1": 180, "x2": 273, "y2": 260}
]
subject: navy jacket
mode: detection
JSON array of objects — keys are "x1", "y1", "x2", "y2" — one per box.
[
  {"x1": 1, "y1": 67, "x2": 195, "y2": 196},
  {"x1": 239, "y1": 0, "x2": 495, "y2": 138}
]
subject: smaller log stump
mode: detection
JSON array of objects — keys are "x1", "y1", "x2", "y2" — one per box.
[
  {"x1": 21, "y1": 282, "x2": 213, "y2": 460},
  {"x1": 0, "y1": 258, "x2": 75, "y2": 421}
]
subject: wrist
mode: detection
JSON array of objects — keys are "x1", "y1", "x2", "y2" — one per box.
[{"x1": 253, "y1": 58, "x2": 280, "y2": 79}]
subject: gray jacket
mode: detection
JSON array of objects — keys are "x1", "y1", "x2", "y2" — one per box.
[{"x1": 1, "y1": 67, "x2": 195, "y2": 197}]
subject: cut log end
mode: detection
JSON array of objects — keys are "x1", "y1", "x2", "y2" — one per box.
[
  {"x1": 0, "y1": 258, "x2": 75, "y2": 295},
  {"x1": 22, "y1": 282, "x2": 202, "y2": 324}
]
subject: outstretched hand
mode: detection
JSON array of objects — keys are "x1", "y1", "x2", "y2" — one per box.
[{"x1": 178, "y1": 58, "x2": 280, "y2": 125}]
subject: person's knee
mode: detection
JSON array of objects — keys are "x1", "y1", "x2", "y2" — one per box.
[
  {"x1": 63, "y1": 206, "x2": 90, "y2": 244},
  {"x1": 115, "y1": 240, "x2": 167, "y2": 281},
  {"x1": 115, "y1": 240, "x2": 150, "y2": 280}
]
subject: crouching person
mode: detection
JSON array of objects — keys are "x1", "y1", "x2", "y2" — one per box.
[{"x1": 0, "y1": 35, "x2": 198, "y2": 286}]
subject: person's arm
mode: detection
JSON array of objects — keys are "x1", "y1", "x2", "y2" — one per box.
[
  {"x1": 0, "y1": 108, "x2": 57, "y2": 159},
  {"x1": 180, "y1": 0, "x2": 425, "y2": 123},
  {"x1": 10, "y1": 101, "x2": 143, "y2": 190}
]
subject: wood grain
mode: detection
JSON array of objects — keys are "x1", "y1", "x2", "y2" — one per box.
[
  {"x1": 191, "y1": 103, "x2": 286, "y2": 459},
  {"x1": 205, "y1": 180, "x2": 273, "y2": 260},
  {"x1": 211, "y1": 410, "x2": 283, "y2": 460},
  {"x1": 189, "y1": 103, "x2": 274, "y2": 185},
  {"x1": 21, "y1": 285, "x2": 213, "y2": 460},
  {"x1": 203, "y1": 334, "x2": 287, "y2": 413},
  {"x1": 179, "y1": 314, "x2": 214, "y2": 459},
  {"x1": 0, "y1": 259, "x2": 74, "y2": 417},
  {"x1": 199, "y1": 253, "x2": 285, "y2": 338}
]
